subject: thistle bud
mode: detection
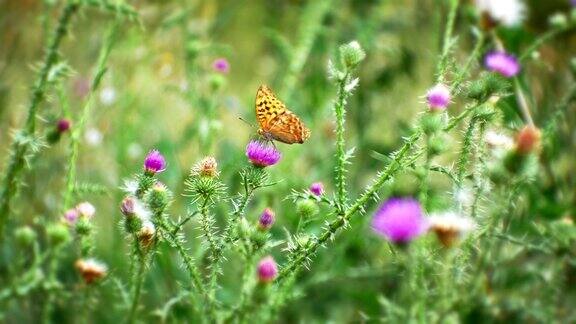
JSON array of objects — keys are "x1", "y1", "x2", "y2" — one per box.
[
  {"x1": 144, "y1": 150, "x2": 166, "y2": 175},
  {"x1": 15, "y1": 226, "x2": 37, "y2": 246},
  {"x1": 339, "y1": 41, "x2": 366, "y2": 70},
  {"x1": 296, "y1": 199, "x2": 319, "y2": 219},
  {"x1": 258, "y1": 208, "x2": 275, "y2": 231},
  {"x1": 146, "y1": 182, "x2": 171, "y2": 213},
  {"x1": 138, "y1": 221, "x2": 156, "y2": 247},
  {"x1": 120, "y1": 196, "x2": 136, "y2": 216},
  {"x1": 46, "y1": 223, "x2": 70, "y2": 246}
]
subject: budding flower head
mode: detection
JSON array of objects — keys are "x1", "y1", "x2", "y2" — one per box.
[
  {"x1": 15, "y1": 226, "x2": 37, "y2": 246},
  {"x1": 371, "y1": 197, "x2": 428, "y2": 245},
  {"x1": 63, "y1": 208, "x2": 80, "y2": 225},
  {"x1": 515, "y1": 125, "x2": 541, "y2": 155},
  {"x1": 339, "y1": 41, "x2": 366, "y2": 70},
  {"x1": 76, "y1": 202, "x2": 95, "y2": 219},
  {"x1": 192, "y1": 156, "x2": 219, "y2": 177},
  {"x1": 426, "y1": 84, "x2": 451, "y2": 111},
  {"x1": 257, "y1": 256, "x2": 278, "y2": 283},
  {"x1": 484, "y1": 51, "x2": 521, "y2": 78},
  {"x1": 57, "y1": 119, "x2": 71, "y2": 133},
  {"x1": 258, "y1": 208, "x2": 275, "y2": 230},
  {"x1": 296, "y1": 199, "x2": 319, "y2": 218},
  {"x1": 120, "y1": 196, "x2": 136, "y2": 216},
  {"x1": 428, "y1": 212, "x2": 476, "y2": 248},
  {"x1": 246, "y1": 140, "x2": 281, "y2": 167},
  {"x1": 75, "y1": 258, "x2": 107, "y2": 284},
  {"x1": 46, "y1": 223, "x2": 71, "y2": 246},
  {"x1": 212, "y1": 58, "x2": 230, "y2": 74},
  {"x1": 144, "y1": 149, "x2": 167, "y2": 174},
  {"x1": 309, "y1": 182, "x2": 324, "y2": 196}
]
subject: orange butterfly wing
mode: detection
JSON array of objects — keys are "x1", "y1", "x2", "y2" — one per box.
[{"x1": 255, "y1": 85, "x2": 311, "y2": 144}]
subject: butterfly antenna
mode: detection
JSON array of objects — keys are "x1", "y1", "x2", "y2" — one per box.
[{"x1": 238, "y1": 116, "x2": 254, "y2": 128}]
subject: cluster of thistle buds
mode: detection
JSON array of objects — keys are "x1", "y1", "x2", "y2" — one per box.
[{"x1": 120, "y1": 150, "x2": 172, "y2": 247}]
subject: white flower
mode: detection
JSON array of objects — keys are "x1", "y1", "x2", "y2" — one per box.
[
  {"x1": 76, "y1": 202, "x2": 96, "y2": 218},
  {"x1": 85, "y1": 128, "x2": 103, "y2": 146},
  {"x1": 475, "y1": 0, "x2": 526, "y2": 27},
  {"x1": 99, "y1": 86, "x2": 116, "y2": 105},
  {"x1": 428, "y1": 211, "x2": 476, "y2": 247}
]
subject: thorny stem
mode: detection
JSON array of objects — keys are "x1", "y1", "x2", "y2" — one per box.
[
  {"x1": 334, "y1": 72, "x2": 351, "y2": 213},
  {"x1": 436, "y1": 0, "x2": 460, "y2": 82},
  {"x1": 0, "y1": 2, "x2": 79, "y2": 238},
  {"x1": 280, "y1": 0, "x2": 333, "y2": 100},
  {"x1": 63, "y1": 21, "x2": 119, "y2": 211},
  {"x1": 127, "y1": 243, "x2": 146, "y2": 324},
  {"x1": 277, "y1": 131, "x2": 421, "y2": 282}
]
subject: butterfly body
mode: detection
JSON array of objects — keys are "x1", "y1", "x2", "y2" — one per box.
[{"x1": 255, "y1": 85, "x2": 311, "y2": 144}]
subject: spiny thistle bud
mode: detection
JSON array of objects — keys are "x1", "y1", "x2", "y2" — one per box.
[
  {"x1": 75, "y1": 217, "x2": 92, "y2": 236},
  {"x1": 257, "y1": 256, "x2": 278, "y2": 283},
  {"x1": 428, "y1": 212, "x2": 476, "y2": 248},
  {"x1": 144, "y1": 149, "x2": 166, "y2": 175},
  {"x1": 146, "y1": 182, "x2": 171, "y2": 213},
  {"x1": 420, "y1": 113, "x2": 445, "y2": 135},
  {"x1": 47, "y1": 119, "x2": 72, "y2": 143},
  {"x1": 212, "y1": 58, "x2": 230, "y2": 74},
  {"x1": 296, "y1": 199, "x2": 319, "y2": 219},
  {"x1": 46, "y1": 223, "x2": 71, "y2": 246},
  {"x1": 515, "y1": 125, "x2": 541, "y2": 155},
  {"x1": 75, "y1": 258, "x2": 107, "y2": 284},
  {"x1": 138, "y1": 221, "x2": 156, "y2": 247},
  {"x1": 309, "y1": 182, "x2": 324, "y2": 196},
  {"x1": 258, "y1": 208, "x2": 275, "y2": 230},
  {"x1": 339, "y1": 41, "x2": 366, "y2": 70},
  {"x1": 57, "y1": 119, "x2": 71, "y2": 133},
  {"x1": 192, "y1": 156, "x2": 219, "y2": 177},
  {"x1": 120, "y1": 196, "x2": 136, "y2": 216},
  {"x1": 15, "y1": 226, "x2": 37, "y2": 246}
]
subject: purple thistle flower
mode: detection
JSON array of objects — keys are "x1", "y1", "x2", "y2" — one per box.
[
  {"x1": 258, "y1": 208, "x2": 275, "y2": 230},
  {"x1": 144, "y1": 150, "x2": 166, "y2": 174},
  {"x1": 371, "y1": 197, "x2": 428, "y2": 244},
  {"x1": 484, "y1": 51, "x2": 520, "y2": 77},
  {"x1": 309, "y1": 182, "x2": 324, "y2": 196},
  {"x1": 63, "y1": 208, "x2": 79, "y2": 225},
  {"x1": 426, "y1": 84, "x2": 451, "y2": 111},
  {"x1": 246, "y1": 140, "x2": 281, "y2": 167},
  {"x1": 57, "y1": 119, "x2": 71, "y2": 133},
  {"x1": 212, "y1": 58, "x2": 230, "y2": 74},
  {"x1": 257, "y1": 256, "x2": 278, "y2": 283}
]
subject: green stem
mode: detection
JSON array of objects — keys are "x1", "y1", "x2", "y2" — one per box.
[
  {"x1": 280, "y1": 0, "x2": 333, "y2": 100},
  {"x1": 127, "y1": 243, "x2": 146, "y2": 324},
  {"x1": 0, "y1": 1, "x2": 79, "y2": 237},
  {"x1": 63, "y1": 20, "x2": 119, "y2": 211},
  {"x1": 436, "y1": 0, "x2": 460, "y2": 82},
  {"x1": 334, "y1": 72, "x2": 351, "y2": 213}
]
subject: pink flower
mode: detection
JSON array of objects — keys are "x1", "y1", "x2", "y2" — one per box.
[
  {"x1": 246, "y1": 141, "x2": 281, "y2": 167},
  {"x1": 212, "y1": 58, "x2": 230, "y2": 74},
  {"x1": 371, "y1": 197, "x2": 428, "y2": 244},
  {"x1": 426, "y1": 84, "x2": 451, "y2": 111},
  {"x1": 144, "y1": 150, "x2": 166, "y2": 174},
  {"x1": 258, "y1": 208, "x2": 275, "y2": 230},
  {"x1": 484, "y1": 51, "x2": 520, "y2": 77},
  {"x1": 309, "y1": 182, "x2": 324, "y2": 196}
]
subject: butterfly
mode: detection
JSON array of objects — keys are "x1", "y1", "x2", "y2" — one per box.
[{"x1": 255, "y1": 85, "x2": 311, "y2": 144}]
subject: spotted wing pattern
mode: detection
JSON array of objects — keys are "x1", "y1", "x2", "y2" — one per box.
[{"x1": 255, "y1": 85, "x2": 311, "y2": 144}]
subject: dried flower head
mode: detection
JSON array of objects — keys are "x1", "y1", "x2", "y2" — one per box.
[
  {"x1": 75, "y1": 258, "x2": 107, "y2": 284},
  {"x1": 138, "y1": 221, "x2": 156, "y2": 247},
  {"x1": 485, "y1": 51, "x2": 520, "y2": 78},
  {"x1": 428, "y1": 212, "x2": 476, "y2": 247},
  {"x1": 246, "y1": 140, "x2": 281, "y2": 167},
  {"x1": 371, "y1": 197, "x2": 428, "y2": 244},
  {"x1": 309, "y1": 182, "x2": 325, "y2": 196},
  {"x1": 426, "y1": 84, "x2": 451, "y2": 111},
  {"x1": 515, "y1": 125, "x2": 541, "y2": 155},
  {"x1": 258, "y1": 208, "x2": 275, "y2": 230},
  {"x1": 212, "y1": 58, "x2": 230, "y2": 73},
  {"x1": 144, "y1": 150, "x2": 167, "y2": 174},
  {"x1": 257, "y1": 256, "x2": 278, "y2": 283},
  {"x1": 192, "y1": 156, "x2": 219, "y2": 177},
  {"x1": 76, "y1": 202, "x2": 95, "y2": 218},
  {"x1": 475, "y1": 0, "x2": 526, "y2": 27}
]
